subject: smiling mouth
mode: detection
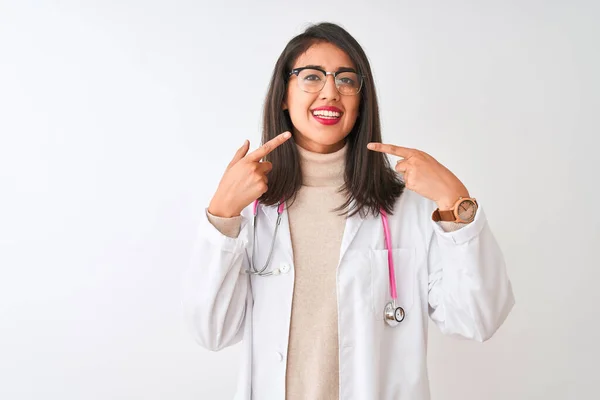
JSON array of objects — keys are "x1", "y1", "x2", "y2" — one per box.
[
  {"x1": 311, "y1": 110, "x2": 342, "y2": 125},
  {"x1": 312, "y1": 110, "x2": 342, "y2": 119}
]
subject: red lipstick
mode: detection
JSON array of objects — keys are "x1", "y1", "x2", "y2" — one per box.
[{"x1": 311, "y1": 106, "x2": 343, "y2": 126}]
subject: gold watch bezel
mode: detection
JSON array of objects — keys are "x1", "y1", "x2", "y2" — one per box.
[{"x1": 453, "y1": 197, "x2": 478, "y2": 223}]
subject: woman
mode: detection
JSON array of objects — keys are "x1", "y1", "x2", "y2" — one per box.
[{"x1": 182, "y1": 22, "x2": 514, "y2": 400}]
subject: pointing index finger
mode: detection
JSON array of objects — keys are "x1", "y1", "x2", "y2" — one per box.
[
  {"x1": 367, "y1": 142, "x2": 414, "y2": 158},
  {"x1": 246, "y1": 131, "x2": 292, "y2": 162}
]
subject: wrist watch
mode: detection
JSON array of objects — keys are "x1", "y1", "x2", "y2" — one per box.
[{"x1": 432, "y1": 196, "x2": 478, "y2": 223}]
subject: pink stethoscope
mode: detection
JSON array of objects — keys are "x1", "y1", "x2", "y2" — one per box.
[{"x1": 246, "y1": 199, "x2": 405, "y2": 327}]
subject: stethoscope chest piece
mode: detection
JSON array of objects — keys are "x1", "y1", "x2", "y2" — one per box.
[{"x1": 384, "y1": 301, "x2": 405, "y2": 327}]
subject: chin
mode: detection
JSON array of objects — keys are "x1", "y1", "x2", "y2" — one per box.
[{"x1": 307, "y1": 135, "x2": 345, "y2": 145}]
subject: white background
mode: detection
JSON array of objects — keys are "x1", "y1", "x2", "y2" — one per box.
[{"x1": 1, "y1": 1, "x2": 598, "y2": 399}]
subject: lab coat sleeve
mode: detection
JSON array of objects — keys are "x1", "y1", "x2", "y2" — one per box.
[
  {"x1": 181, "y1": 207, "x2": 252, "y2": 351},
  {"x1": 426, "y1": 202, "x2": 515, "y2": 342}
]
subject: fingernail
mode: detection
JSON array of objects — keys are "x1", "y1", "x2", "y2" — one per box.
[
  {"x1": 367, "y1": 143, "x2": 374, "y2": 149},
  {"x1": 283, "y1": 132, "x2": 291, "y2": 139}
]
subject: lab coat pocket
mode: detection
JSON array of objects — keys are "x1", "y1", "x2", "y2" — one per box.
[{"x1": 369, "y1": 248, "x2": 416, "y2": 320}]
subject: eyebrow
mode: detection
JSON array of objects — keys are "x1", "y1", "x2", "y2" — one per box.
[{"x1": 301, "y1": 64, "x2": 358, "y2": 73}]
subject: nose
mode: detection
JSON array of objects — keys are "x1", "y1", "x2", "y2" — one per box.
[{"x1": 319, "y1": 74, "x2": 340, "y2": 101}]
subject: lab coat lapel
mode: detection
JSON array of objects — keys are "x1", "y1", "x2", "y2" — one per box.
[
  {"x1": 338, "y1": 200, "x2": 366, "y2": 264},
  {"x1": 261, "y1": 199, "x2": 365, "y2": 264},
  {"x1": 260, "y1": 202, "x2": 293, "y2": 260}
]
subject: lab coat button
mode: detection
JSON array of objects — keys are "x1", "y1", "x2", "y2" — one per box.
[
  {"x1": 276, "y1": 352, "x2": 284, "y2": 361},
  {"x1": 280, "y1": 264, "x2": 291, "y2": 274}
]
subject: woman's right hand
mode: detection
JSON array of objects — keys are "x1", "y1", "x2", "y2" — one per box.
[{"x1": 208, "y1": 131, "x2": 292, "y2": 218}]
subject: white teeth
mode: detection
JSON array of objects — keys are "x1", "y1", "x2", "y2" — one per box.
[{"x1": 312, "y1": 110, "x2": 341, "y2": 118}]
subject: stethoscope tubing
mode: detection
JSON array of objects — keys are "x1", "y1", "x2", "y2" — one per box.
[{"x1": 247, "y1": 199, "x2": 399, "y2": 304}]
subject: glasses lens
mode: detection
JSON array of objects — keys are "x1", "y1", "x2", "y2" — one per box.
[
  {"x1": 335, "y1": 72, "x2": 362, "y2": 95},
  {"x1": 295, "y1": 69, "x2": 363, "y2": 95},
  {"x1": 297, "y1": 69, "x2": 326, "y2": 93}
]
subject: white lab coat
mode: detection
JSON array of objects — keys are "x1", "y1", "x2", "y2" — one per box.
[{"x1": 182, "y1": 189, "x2": 515, "y2": 400}]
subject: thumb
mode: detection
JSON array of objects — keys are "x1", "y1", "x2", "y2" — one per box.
[{"x1": 227, "y1": 140, "x2": 249, "y2": 170}]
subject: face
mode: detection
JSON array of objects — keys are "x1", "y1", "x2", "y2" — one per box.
[{"x1": 283, "y1": 42, "x2": 361, "y2": 154}]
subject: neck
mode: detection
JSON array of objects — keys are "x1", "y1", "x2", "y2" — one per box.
[{"x1": 296, "y1": 141, "x2": 347, "y2": 187}]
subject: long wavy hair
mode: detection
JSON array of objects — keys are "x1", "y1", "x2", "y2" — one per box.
[{"x1": 259, "y1": 22, "x2": 404, "y2": 218}]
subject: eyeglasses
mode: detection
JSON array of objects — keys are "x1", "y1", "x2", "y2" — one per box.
[{"x1": 288, "y1": 66, "x2": 364, "y2": 96}]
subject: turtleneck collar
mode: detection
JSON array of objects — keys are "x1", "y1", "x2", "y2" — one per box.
[{"x1": 295, "y1": 141, "x2": 347, "y2": 187}]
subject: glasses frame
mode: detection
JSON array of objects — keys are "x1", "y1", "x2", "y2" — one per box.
[{"x1": 288, "y1": 66, "x2": 365, "y2": 96}]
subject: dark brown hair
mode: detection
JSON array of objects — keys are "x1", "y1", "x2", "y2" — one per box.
[{"x1": 260, "y1": 22, "x2": 404, "y2": 218}]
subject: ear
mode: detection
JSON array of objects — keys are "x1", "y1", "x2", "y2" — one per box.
[{"x1": 282, "y1": 100, "x2": 288, "y2": 111}]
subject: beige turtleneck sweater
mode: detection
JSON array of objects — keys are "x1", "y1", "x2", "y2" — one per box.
[
  {"x1": 205, "y1": 142, "x2": 466, "y2": 399},
  {"x1": 282, "y1": 143, "x2": 348, "y2": 400}
]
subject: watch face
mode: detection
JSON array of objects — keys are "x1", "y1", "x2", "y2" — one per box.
[{"x1": 457, "y1": 200, "x2": 476, "y2": 221}]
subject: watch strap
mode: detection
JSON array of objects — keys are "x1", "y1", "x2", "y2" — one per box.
[{"x1": 432, "y1": 208, "x2": 456, "y2": 222}]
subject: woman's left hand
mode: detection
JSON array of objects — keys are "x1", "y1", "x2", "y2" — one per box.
[{"x1": 367, "y1": 142, "x2": 470, "y2": 210}]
